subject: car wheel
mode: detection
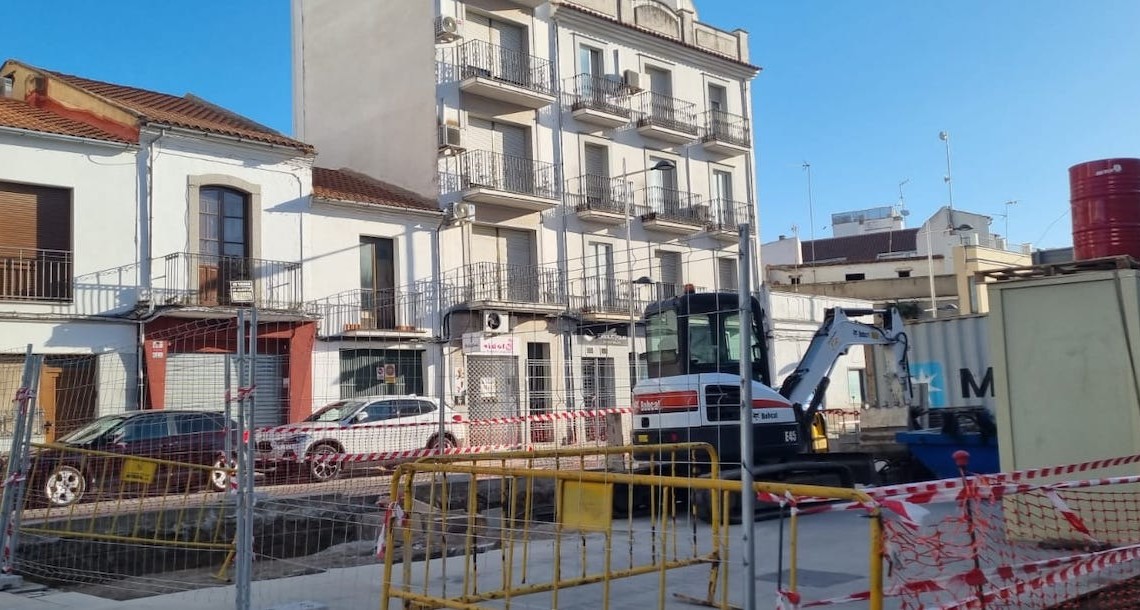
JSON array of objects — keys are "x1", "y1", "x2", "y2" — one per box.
[
  {"x1": 308, "y1": 444, "x2": 342, "y2": 482},
  {"x1": 45, "y1": 465, "x2": 86, "y2": 507},
  {"x1": 208, "y1": 456, "x2": 233, "y2": 493},
  {"x1": 426, "y1": 435, "x2": 457, "y2": 451}
]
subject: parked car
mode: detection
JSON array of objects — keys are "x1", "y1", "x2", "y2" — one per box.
[
  {"x1": 256, "y1": 395, "x2": 465, "y2": 482},
  {"x1": 26, "y1": 410, "x2": 237, "y2": 507}
]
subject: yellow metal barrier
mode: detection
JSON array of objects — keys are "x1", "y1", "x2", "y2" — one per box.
[
  {"x1": 379, "y1": 444, "x2": 884, "y2": 610},
  {"x1": 17, "y1": 442, "x2": 235, "y2": 553}
]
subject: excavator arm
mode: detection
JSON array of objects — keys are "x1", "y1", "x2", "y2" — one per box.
[{"x1": 777, "y1": 307, "x2": 913, "y2": 434}]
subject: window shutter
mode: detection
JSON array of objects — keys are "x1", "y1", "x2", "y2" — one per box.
[{"x1": 0, "y1": 182, "x2": 71, "y2": 251}]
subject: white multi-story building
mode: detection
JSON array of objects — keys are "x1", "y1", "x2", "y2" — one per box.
[{"x1": 293, "y1": 0, "x2": 761, "y2": 443}]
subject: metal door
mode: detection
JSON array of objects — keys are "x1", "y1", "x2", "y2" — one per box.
[
  {"x1": 582, "y1": 357, "x2": 616, "y2": 441},
  {"x1": 163, "y1": 353, "x2": 286, "y2": 427},
  {"x1": 466, "y1": 356, "x2": 520, "y2": 447}
]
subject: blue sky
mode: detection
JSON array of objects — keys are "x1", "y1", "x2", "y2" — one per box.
[{"x1": 7, "y1": 1, "x2": 1140, "y2": 248}]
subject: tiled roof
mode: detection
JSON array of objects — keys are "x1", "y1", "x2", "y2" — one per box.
[
  {"x1": 312, "y1": 167, "x2": 439, "y2": 213},
  {"x1": 553, "y1": 2, "x2": 761, "y2": 71},
  {"x1": 0, "y1": 97, "x2": 131, "y2": 144},
  {"x1": 45, "y1": 69, "x2": 314, "y2": 153},
  {"x1": 801, "y1": 228, "x2": 919, "y2": 264}
]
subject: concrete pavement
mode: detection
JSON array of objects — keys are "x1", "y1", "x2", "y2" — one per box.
[{"x1": 0, "y1": 507, "x2": 905, "y2": 610}]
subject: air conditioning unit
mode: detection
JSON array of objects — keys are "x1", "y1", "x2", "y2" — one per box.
[
  {"x1": 438, "y1": 124, "x2": 464, "y2": 154},
  {"x1": 435, "y1": 15, "x2": 461, "y2": 43},
  {"x1": 447, "y1": 202, "x2": 475, "y2": 222},
  {"x1": 484, "y1": 311, "x2": 509, "y2": 334},
  {"x1": 623, "y1": 70, "x2": 642, "y2": 92}
]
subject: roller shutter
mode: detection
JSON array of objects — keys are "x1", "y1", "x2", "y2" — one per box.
[{"x1": 163, "y1": 353, "x2": 286, "y2": 427}]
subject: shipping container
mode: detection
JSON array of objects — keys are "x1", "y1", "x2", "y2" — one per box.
[
  {"x1": 904, "y1": 315, "x2": 994, "y2": 414},
  {"x1": 989, "y1": 269, "x2": 1140, "y2": 474}
]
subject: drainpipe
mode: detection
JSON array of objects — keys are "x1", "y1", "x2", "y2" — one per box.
[
  {"x1": 137, "y1": 128, "x2": 165, "y2": 411},
  {"x1": 550, "y1": 15, "x2": 576, "y2": 418}
]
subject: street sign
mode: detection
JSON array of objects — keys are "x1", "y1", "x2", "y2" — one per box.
[
  {"x1": 229, "y1": 280, "x2": 255, "y2": 304},
  {"x1": 377, "y1": 363, "x2": 397, "y2": 384}
]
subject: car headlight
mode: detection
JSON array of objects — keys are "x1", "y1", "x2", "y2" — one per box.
[{"x1": 280, "y1": 434, "x2": 310, "y2": 445}]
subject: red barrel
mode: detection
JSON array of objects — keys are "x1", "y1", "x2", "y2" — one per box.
[{"x1": 1070, "y1": 158, "x2": 1140, "y2": 260}]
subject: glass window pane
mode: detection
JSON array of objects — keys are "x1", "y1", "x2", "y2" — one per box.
[
  {"x1": 200, "y1": 189, "x2": 219, "y2": 215},
  {"x1": 223, "y1": 217, "x2": 244, "y2": 240},
  {"x1": 201, "y1": 215, "x2": 218, "y2": 240},
  {"x1": 200, "y1": 240, "x2": 219, "y2": 256},
  {"x1": 223, "y1": 191, "x2": 246, "y2": 217},
  {"x1": 223, "y1": 242, "x2": 245, "y2": 257}
]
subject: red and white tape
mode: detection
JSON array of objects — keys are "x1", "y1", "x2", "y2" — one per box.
[
  {"x1": 305, "y1": 443, "x2": 519, "y2": 464},
  {"x1": 261, "y1": 406, "x2": 633, "y2": 436},
  {"x1": 375, "y1": 499, "x2": 407, "y2": 561}
]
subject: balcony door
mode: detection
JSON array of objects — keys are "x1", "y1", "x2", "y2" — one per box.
[
  {"x1": 470, "y1": 226, "x2": 537, "y2": 302},
  {"x1": 648, "y1": 155, "x2": 679, "y2": 215},
  {"x1": 646, "y1": 66, "x2": 674, "y2": 122},
  {"x1": 713, "y1": 170, "x2": 734, "y2": 226},
  {"x1": 360, "y1": 236, "x2": 396, "y2": 330},
  {"x1": 656, "y1": 250, "x2": 682, "y2": 298},
  {"x1": 198, "y1": 186, "x2": 249, "y2": 306},
  {"x1": 708, "y1": 83, "x2": 729, "y2": 139},
  {"x1": 587, "y1": 241, "x2": 615, "y2": 309},
  {"x1": 467, "y1": 118, "x2": 531, "y2": 195},
  {"x1": 466, "y1": 13, "x2": 528, "y2": 86},
  {"x1": 583, "y1": 143, "x2": 610, "y2": 207}
]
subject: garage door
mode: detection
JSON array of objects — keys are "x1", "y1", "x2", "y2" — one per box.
[{"x1": 163, "y1": 353, "x2": 286, "y2": 427}]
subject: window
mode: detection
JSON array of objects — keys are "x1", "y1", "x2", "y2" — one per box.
[
  {"x1": 200, "y1": 187, "x2": 248, "y2": 259},
  {"x1": 176, "y1": 413, "x2": 226, "y2": 434},
  {"x1": 897, "y1": 270, "x2": 911, "y2": 278},
  {"x1": 645, "y1": 308, "x2": 679, "y2": 368},
  {"x1": 362, "y1": 402, "x2": 398, "y2": 421},
  {"x1": 847, "y1": 369, "x2": 867, "y2": 405},
  {"x1": 790, "y1": 276, "x2": 802, "y2": 286},
  {"x1": 527, "y1": 342, "x2": 552, "y2": 442},
  {"x1": 579, "y1": 45, "x2": 603, "y2": 76},
  {"x1": 339, "y1": 349, "x2": 424, "y2": 398},
  {"x1": 397, "y1": 400, "x2": 432, "y2": 417},
  {"x1": 588, "y1": 242, "x2": 615, "y2": 307},
  {"x1": 121, "y1": 415, "x2": 169, "y2": 442},
  {"x1": 845, "y1": 273, "x2": 866, "y2": 281},
  {"x1": 718, "y1": 257, "x2": 738, "y2": 291},
  {"x1": 0, "y1": 181, "x2": 72, "y2": 301},
  {"x1": 360, "y1": 236, "x2": 396, "y2": 329}
]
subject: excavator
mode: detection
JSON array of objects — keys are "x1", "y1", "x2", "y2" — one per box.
[{"x1": 628, "y1": 286, "x2": 913, "y2": 491}]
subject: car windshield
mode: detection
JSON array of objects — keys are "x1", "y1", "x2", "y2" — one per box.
[
  {"x1": 304, "y1": 400, "x2": 367, "y2": 422},
  {"x1": 57, "y1": 415, "x2": 129, "y2": 445}
]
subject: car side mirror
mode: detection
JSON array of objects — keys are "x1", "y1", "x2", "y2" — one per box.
[{"x1": 355, "y1": 412, "x2": 369, "y2": 423}]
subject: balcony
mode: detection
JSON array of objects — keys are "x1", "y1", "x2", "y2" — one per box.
[
  {"x1": 706, "y1": 199, "x2": 753, "y2": 242},
  {"x1": 0, "y1": 247, "x2": 72, "y2": 302},
  {"x1": 457, "y1": 40, "x2": 555, "y2": 109},
  {"x1": 153, "y1": 252, "x2": 303, "y2": 312},
  {"x1": 449, "y1": 150, "x2": 560, "y2": 211},
  {"x1": 565, "y1": 174, "x2": 631, "y2": 225},
  {"x1": 636, "y1": 92, "x2": 699, "y2": 144},
  {"x1": 442, "y1": 262, "x2": 562, "y2": 312},
  {"x1": 636, "y1": 186, "x2": 709, "y2": 235},
  {"x1": 568, "y1": 276, "x2": 657, "y2": 321},
  {"x1": 307, "y1": 284, "x2": 434, "y2": 338},
  {"x1": 700, "y1": 109, "x2": 752, "y2": 156},
  {"x1": 566, "y1": 74, "x2": 633, "y2": 129}
]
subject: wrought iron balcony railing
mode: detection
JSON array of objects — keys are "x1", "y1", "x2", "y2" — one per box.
[
  {"x1": 458, "y1": 39, "x2": 554, "y2": 97},
  {"x1": 568, "y1": 276, "x2": 659, "y2": 316},
  {"x1": 706, "y1": 199, "x2": 752, "y2": 232},
  {"x1": 566, "y1": 73, "x2": 633, "y2": 118},
  {"x1": 0, "y1": 247, "x2": 72, "y2": 302},
  {"x1": 636, "y1": 186, "x2": 707, "y2": 225},
  {"x1": 153, "y1": 252, "x2": 303, "y2": 311},
  {"x1": 442, "y1": 262, "x2": 562, "y2": 308},
  {"x1": 565, "y1": 174, "x2": 632, "y2": 215},
  {"x1": 445, "y1": 150, "x2": 558, "y2": 201},
  {"x1": 700, "y1": 109, "x2": 751, "y2": 148},
  {"x1": 636, "y1": 91, "x2": 699, "y2": 135},
  {"x1": 306, "y1": 284, "x2": 435, "y2": 334}
]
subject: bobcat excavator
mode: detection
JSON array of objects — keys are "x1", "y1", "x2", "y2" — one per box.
[{"x1": 628, "y1": 287, "x2": 913, "y2": 489}]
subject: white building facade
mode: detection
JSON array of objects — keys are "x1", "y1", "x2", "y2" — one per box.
[{"x1": 293, "y1": 0, "x2": 761, "y2": 445}]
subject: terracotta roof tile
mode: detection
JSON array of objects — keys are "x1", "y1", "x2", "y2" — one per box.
[
  {"x1": 46, "y1": 70, "x2": 314, "y2": 153},
  {"x1": 312, "y1": 167, "x2": 439, "y2": 213},
  {"x1": 0, "y1": 97, "x2": 131, "y2": 144},
  {"x1": 801, "y1": 229, "x2": 919, "y2": 264}
]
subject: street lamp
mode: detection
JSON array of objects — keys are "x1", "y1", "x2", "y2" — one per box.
[
  {"x1": 925, "y1": 222, "x2": 973, "y2": 318},
  {"x1": 618, "y1": 159, "x2": 676, "y2": 378},
  {"x1": 939, "y1": 131, "x2": 955, "y2": 224}
]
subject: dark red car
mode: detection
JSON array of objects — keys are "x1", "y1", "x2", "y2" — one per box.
[{"x1": 24, "y1": 410, "x2": 237, "y2": 507}]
